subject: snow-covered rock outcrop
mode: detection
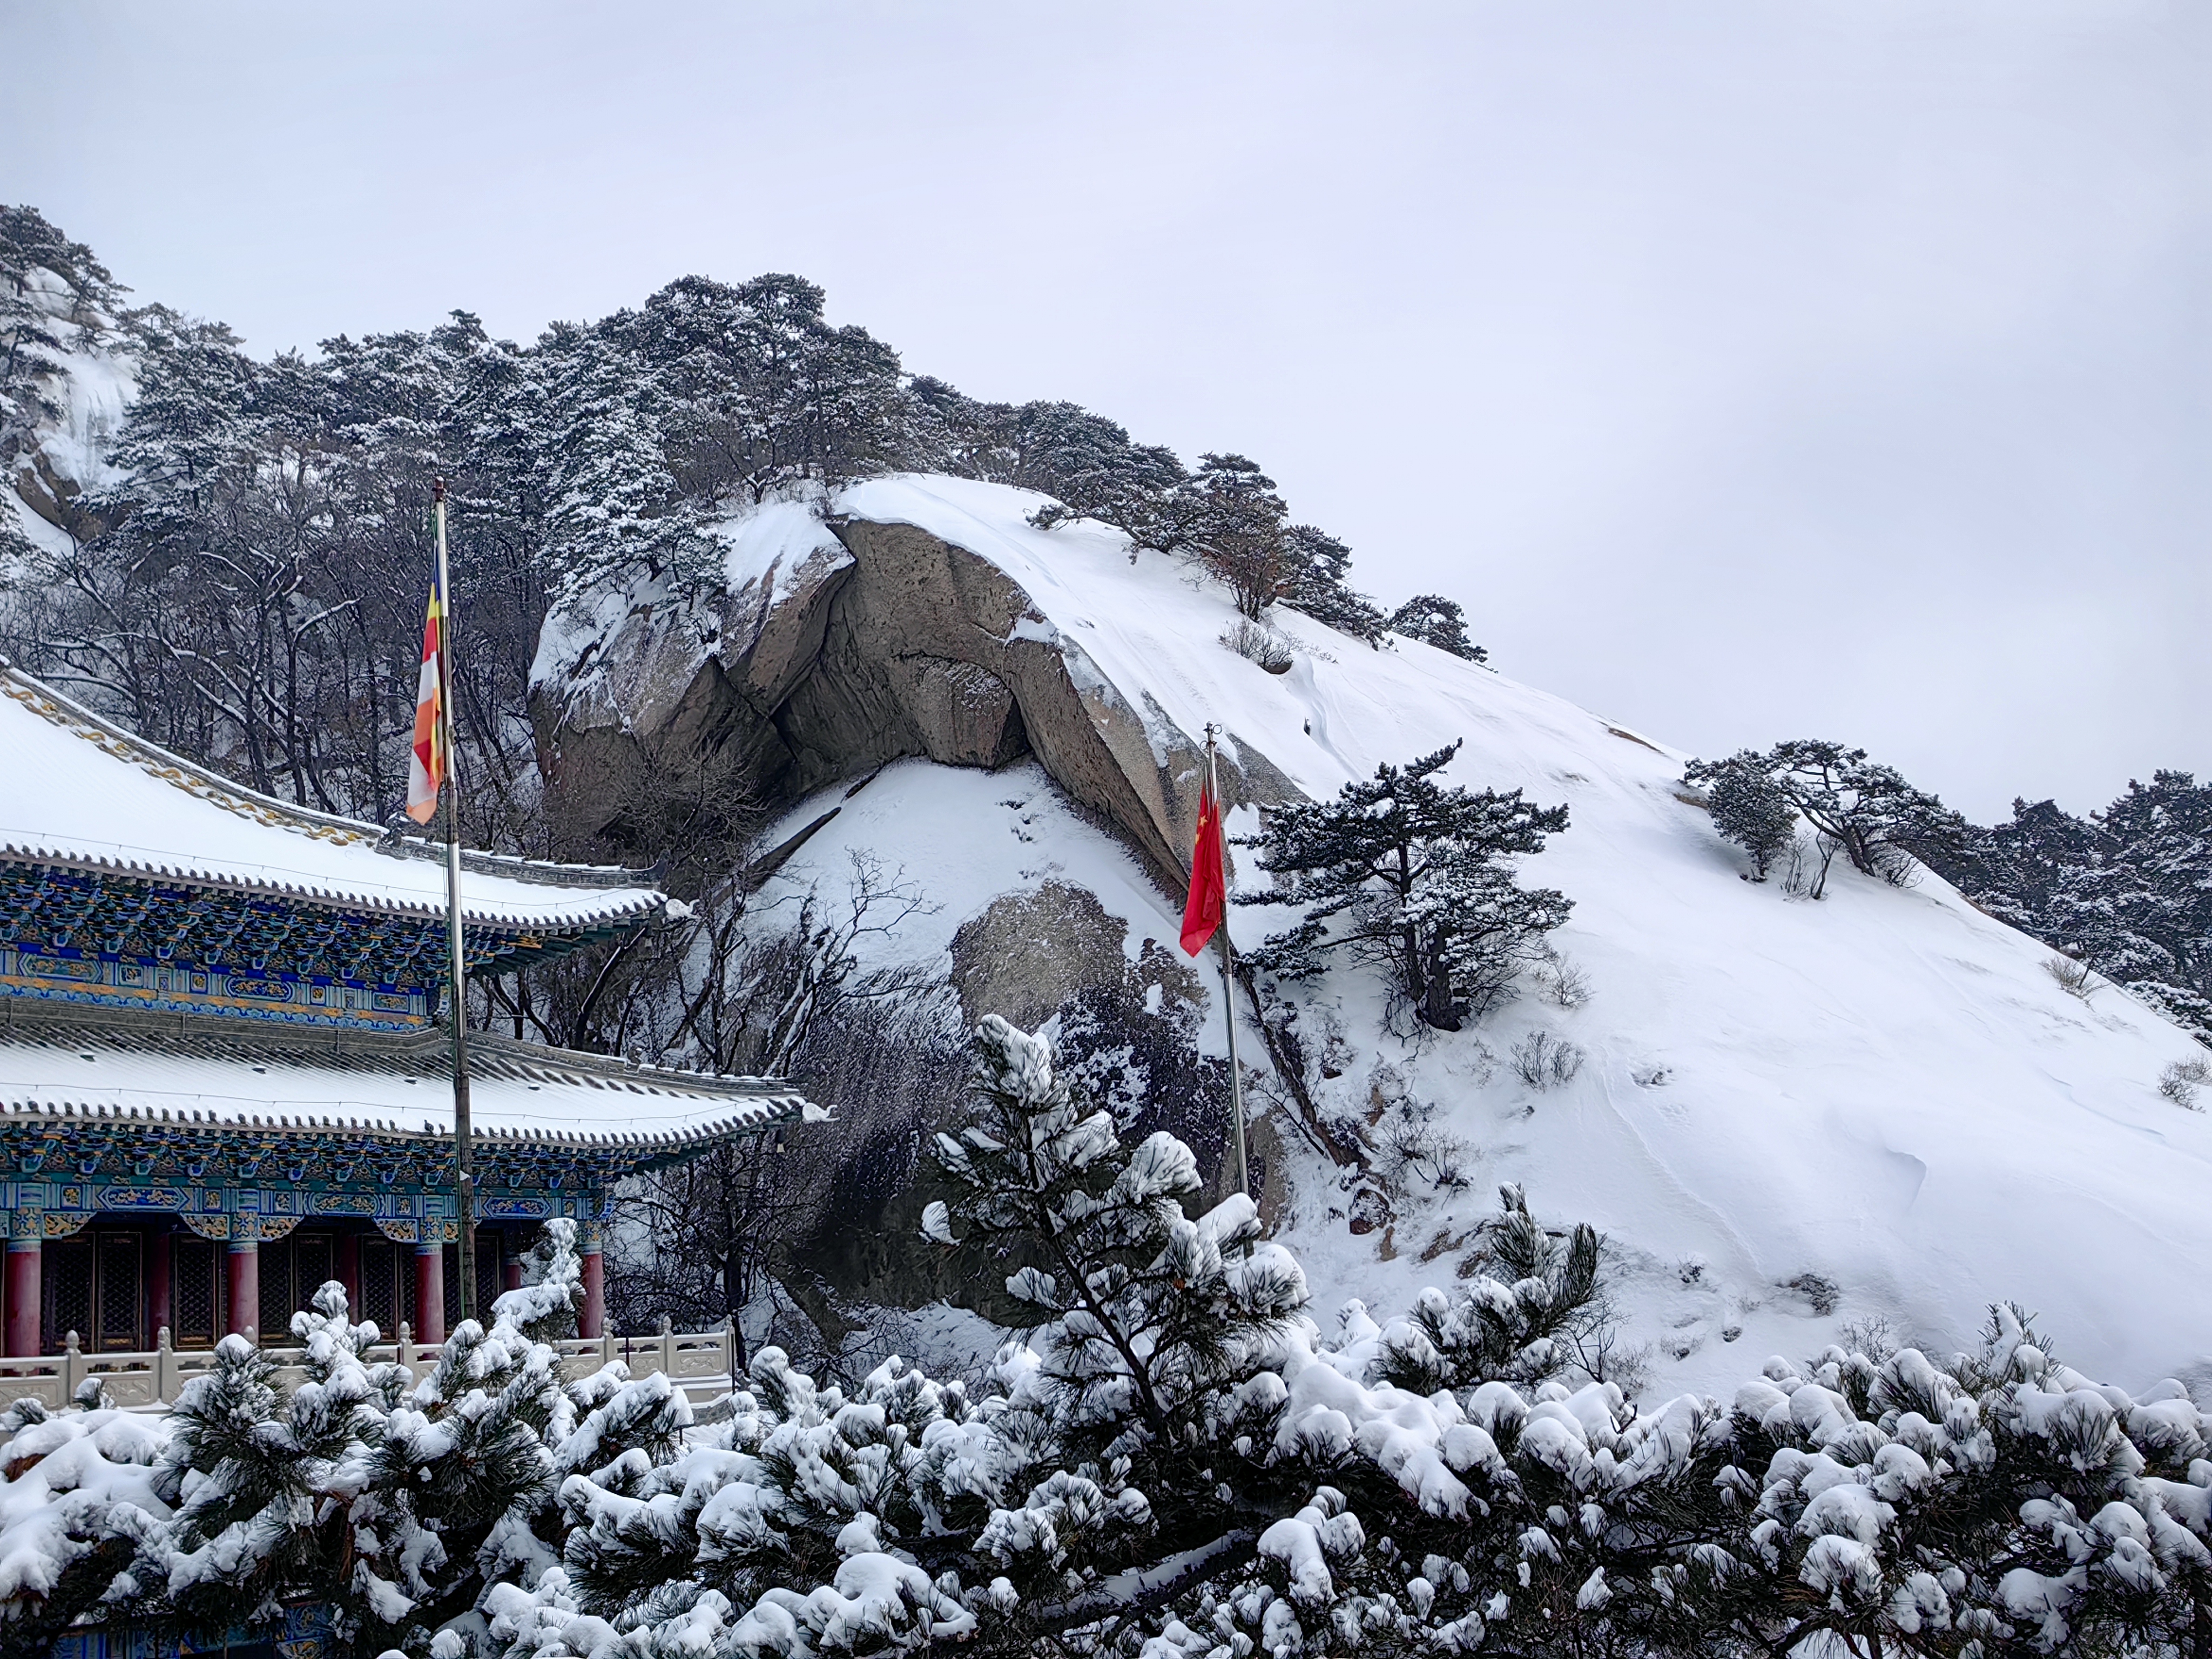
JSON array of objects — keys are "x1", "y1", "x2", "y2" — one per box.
[
  {"x1": 531, "y1": 485, "x2": 1304, "y2": 884},
  {"x1": 537, "y1": 475, "x2": 2212, "y2": 1399}
]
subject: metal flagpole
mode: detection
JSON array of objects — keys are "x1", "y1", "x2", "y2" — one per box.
[
  {"x1": 1208, "y1": 726, "x2": 1250, "y2": 1198},
  {"x1": 435, "y1": 480, "x2": 477, "y2": 1327}
]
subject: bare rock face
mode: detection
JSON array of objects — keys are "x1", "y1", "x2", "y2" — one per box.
[
  {"x1": 884, "y1": 656, "x2": 1027, "y2": 770},
  {"x1": 532, "y1": 501, "x2": 1306, "y2": 892},
  {"x1": 948, "y1": 881, "x2": 1135, "y2": 1032},
  {"x1": 11, "y1": 450, "x2": 107, "y2": 542}
]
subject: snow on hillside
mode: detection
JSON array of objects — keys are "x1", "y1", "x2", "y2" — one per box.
[
  {"x1": 2, "y1": 286, "x2": 134, "y2": 567},
  {"x1": 758, "y1": 474, "x2": 2212, "y2": 1400}
]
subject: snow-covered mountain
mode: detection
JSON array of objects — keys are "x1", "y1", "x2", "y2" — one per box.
[
  {"x1": 537, "y1": 474, "x2": 2212, "y2": 1399},
  {"x1": 11, "y1": 231, "x2": 2205, "y2": 1400}
]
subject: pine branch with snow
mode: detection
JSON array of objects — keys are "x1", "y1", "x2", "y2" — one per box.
[
  {"x1": 1377, "y1": 1185, "x2": 1608, "y2": 1393},
  {"x1": 929, "y1": 1018, "x2": 1308, "y2": 1496},
  {"x1": 494, "y1": 1217, "x2": 585, "y2": 1344}
]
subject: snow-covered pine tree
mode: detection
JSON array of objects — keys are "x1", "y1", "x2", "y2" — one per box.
[
  {"x1": 1018, "y1": 408, "x2": 1191, "y2": 546},
  {"x1": 1279, "y1": 524, "x2": 1387, "y2": 644},
  {"x1": 1174, "y1": 452, "x2": 1292, "y2": 620},
  {"x1": 1240, "y1": 740, "x2": 1572, "y2": 1030},
  {"x1": 925, "y1": 1016, "x2": 1307, "y2": 1560},
  {"x1": 529, "y1": 318, "x2": 719, "y2": 606},
  {"x1": 0, "y1": 1396, "x2": 149, "y2": 1652},
  {"x1": 1685, "y1": 740, "x2": 1968, "y2": 899},
  {"x1": 2076, "y1": 771, "x2": 2212, "y2": 1041},
  {"x1": 348, "y1": 1301, "x2": 573, "y2": 1649},
  {"x1": 0, "y1": 204, "x2": 120, "y2": 477},
  {"x1": 543, "y1": 1338, "x2": 1001, "y2": 1638},
  {"x1": 1934, "y1": 793, "x2": 2108, "y2": 963},
  {"x1": 88, "y1": 304, "x2": 263, "y2": 541},
  {"x1": 1386, "y1": 594, "x2": 1487, "y2": 662},
  {"x1": 1702, "y1": 764, "x2": 1797, "y2": 881},
  {"x1": 628, "y1": 273, "x2": 912, "y2": 508},
  {"x1": 1927, "y1": 778, "x2": 2212, "y2": 1044},
  {"x1": 140, "y1": 1283, "x2": 403, "y2": 1642}
]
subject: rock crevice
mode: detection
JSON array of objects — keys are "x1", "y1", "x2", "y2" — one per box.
[{"x1": 535, "y1": 507, "x2": 1303, "y2": 893}]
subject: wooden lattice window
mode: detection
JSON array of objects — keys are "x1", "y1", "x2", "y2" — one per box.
[
  {"x1": 173, "y1": 1237, "x2": 218, "y2": 1348},
  {"x1": 258, "y1": 1239, "x2": 294, "y2": 1341},
  {"x1": 435, "y1": 1238, "x2": 503, "y2": 1328},
  {"x1": 476, "y1": 1235, "x2": 501, "y2": 1321},
  {"x1": 295, "y1": 1233, "x2": 334, "y2": 1307},
  {"x1": 360, "y1": 1238, "x2": 396, "y2": 1333},
  {"x1": 96, "y1": 1231, "x2": 140, "y2": 1351},
  {"x1": 43, "y1": 1239, "x2": 93, "y2": 1353}
]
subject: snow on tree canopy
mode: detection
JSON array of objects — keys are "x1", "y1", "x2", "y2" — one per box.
[{"x1": 9, "y1": 1045, "x2": 2211, "y2": 1659}]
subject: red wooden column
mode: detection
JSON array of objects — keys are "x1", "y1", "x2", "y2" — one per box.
[
  {"x1": 146, "y1": 1228, "x2": 173, "y2": 1343},
  {"x1": 501, "y1": 1230, "x2": 523, "y2": 1294},
  {"x1": 225, "y1": 1240, "x2": 259, "y2": 1340},
  {"x1": 4, "y1": 1239, "x2": 41, "y2": 1357},
  {"x1": 579, "y1": 1235, "x2": 605, "y2": 1339},
  {"x1": 335, "y1": 1231, "x2": 361, "y2": 1316},
  {"x1": 413, "y1": 1244, "x2": 446, "y2": 1345}
]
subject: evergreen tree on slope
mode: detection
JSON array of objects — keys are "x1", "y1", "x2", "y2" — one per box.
[
  {"x1": 1686, "y1": 739, "x2": 1967, "y2": 899},
  {"x1": 628, "y1": 273, "x2": 912, "y2": 508},
  {"x1": 1, "y1": 203, "x2": 121, "y2": 478},
  {"x1": 1704, "y1": 764, "x2": 1798, "y2": 881},
  {"x1": 1933, "y1": 778, "x2": 2212, "y2": 1043},
  {"x1": 1242, "y1": 740, "x2": 1572, "y2": 1030},
  {"x1": 1280, "y1": 523, "x2": 1387, "y2": 643},
  {"x1": 529, "y1": 318, "x2": 716, "y2": 605},
  {"x1": 1387, "y1": 594, "x2": 1487, "y2": 663},
  {"x1": 2077, "y1": 771, "x2": 2212, "y2": 1036}
]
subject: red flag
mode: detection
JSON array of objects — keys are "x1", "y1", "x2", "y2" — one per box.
[
  {"x1": 1180, "y1": 780, "x2": 1225, "y2": 956},
  {"x1": 404, "y1": 570, "x2": 446, "y2": 825}
]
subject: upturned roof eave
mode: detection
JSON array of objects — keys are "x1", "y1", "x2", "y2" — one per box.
[
  {"x1": 0, "y1": 659, "x2": 670, "y2": 932},
  {"x1": 0, "y1": 1001, "x2": 819, "y2": 1156},
  {"x1": 0, "y1": 1092, "x2": 806, "y2": 1157},
  {"x1": 0, "y1": 840, "x2": 670, "y2": 937}
]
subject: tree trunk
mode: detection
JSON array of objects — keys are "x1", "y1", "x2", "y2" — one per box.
[{"x1": 1420, "y1": 932, "x2": 1461, "y2": 1030}]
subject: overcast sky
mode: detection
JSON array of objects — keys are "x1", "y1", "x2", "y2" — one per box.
[{"x1": 4, "y1": 0, "x2": 2204, "y2": 819}]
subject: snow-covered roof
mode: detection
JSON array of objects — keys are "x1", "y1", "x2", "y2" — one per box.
[
  {"x1": 0, "y1": 661, "x2": 668, "y2": 934},
  {"x1": 0, "y1": 1007, "x2": 814, "y2": 1147}
]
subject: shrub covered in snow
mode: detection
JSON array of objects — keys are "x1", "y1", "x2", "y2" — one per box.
[
  {"x1": 2159, "y1": 1056, "x2": 2211, "y2": 1110},
  {"x1": 4, "y1": 1022, "x2": 2210, "y2": 1659}
]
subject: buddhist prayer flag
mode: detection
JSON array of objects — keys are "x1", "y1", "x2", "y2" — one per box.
[
  {"x1": 1180, "y1": 778, "x2": 1225, "y2": 956},
  {"x1": 405, "y1": 571, "x2": 447, "y2": 825}
]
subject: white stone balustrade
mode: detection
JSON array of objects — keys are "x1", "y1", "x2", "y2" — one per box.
[{"x1": 0, "y1": 1315, "x2": 740, "y2": 1411}]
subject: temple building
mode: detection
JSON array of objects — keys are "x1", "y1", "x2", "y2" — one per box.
[{"x1": 0, "y1": 658, "x2": 810, "y2": 1358}]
